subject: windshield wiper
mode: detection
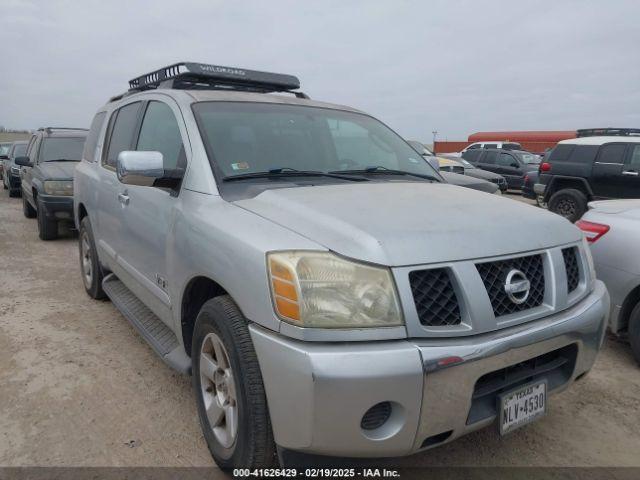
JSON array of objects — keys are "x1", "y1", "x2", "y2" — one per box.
[
  {"x1": 329, "y1": 166, "x2": 440, "y2": 182},
  {"x1": 45, "y1": 158, "x2": 79, "y2": 162},
  {"x1": 223, "y1": 167, "x2": 369, "y2": 182}
]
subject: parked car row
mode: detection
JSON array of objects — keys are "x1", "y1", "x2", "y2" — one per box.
[{"x1": 2, "y1": 62, "x2": 635, "y2": 471}]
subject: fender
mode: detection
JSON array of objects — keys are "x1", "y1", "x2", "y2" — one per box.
[{"x1": 543, "y1": 175, "x2": 593, "y2": 202}]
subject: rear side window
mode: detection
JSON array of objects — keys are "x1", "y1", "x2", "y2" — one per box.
[
  {"x1": 462, "y1": 149, "x2": 482, "y2": 162},
  {"x1": 466, "y1": 144, "x2": 480, "y2": 150},
  {"x1": 104, "y1": 102, "x2": 141, "y2": 168},
  {"x1": 628, "y1": 144, "x2": 640, "y2": 168},
  {"x1": 482, "y1": 151, "x2": 498, "y2": 164},
  {"x1": 597, "y1": 143, "x2": 626, "y2": 164},
  {"x1": 567, "y1": 145, "x2": 598, "y2": 164},
  {"x1": 483, "y1": 143, "x2": 498, "y2": 149},
  {"x1": 502, "y1": 143, "x2": 521, "y2": 151},
  {"x1": 136, "y1": 101, "x2": 185, "y2": 170},
  {"x1": 548, "y1": 144, "x2": 575, "y2": 162},
  {"x1": 497, "y1": 152, "x2": 516, "y2": 167},
  {"x1": 83, "y1": 112, "x2": 107, "y2": 162}
]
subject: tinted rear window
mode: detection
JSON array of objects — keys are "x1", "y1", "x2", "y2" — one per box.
[
  {"x1": 482, "y1": 151, "x2": 499, "y2": 164},
  {"x1": 462, "y1": 150, "x2": 482, "y2": 162},
  {"x1": 83, "y1": 112, "x2": 106, "y2": 161},
  {"x1": 597, "y1": 143, "x2": 626, "y2": 164},
  {"x1": 548, "y1": 144, "x2": 575, "y2": 162}
]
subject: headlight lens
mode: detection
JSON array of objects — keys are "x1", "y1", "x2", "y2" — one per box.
[
  {"x1": 582, "y1": 237, "x2": 597, "y2": 285},
  {"x1": 10, "y1": 166, "x2": 20, "y2": 175},
  {"x1": 43, "y1": 180, "x2": 73, "y2": 196},
  {"x1": 267, "y1": 251, "x2": 403, "y2": 328}
]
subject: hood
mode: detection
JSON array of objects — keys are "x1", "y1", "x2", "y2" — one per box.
[
  {"x1": 588, "y1": 199, "x2": 640, "y2": 216},
  {"x1": 235, "y1": 182, "x2": 581, "y2": 266},
  {"x1": 465, "y1": 168, "x2": 502, "y2": 181},
  {"x1": 37, "y1": 161, "x2": 78, "y2": 180},
  {"x1": 440, "y1": 171, "x2": 497, "y2": 194}
]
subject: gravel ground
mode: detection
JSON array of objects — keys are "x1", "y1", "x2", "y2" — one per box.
[{"x1": 0, "y1": 189, "x2": 639, "y2": 467}]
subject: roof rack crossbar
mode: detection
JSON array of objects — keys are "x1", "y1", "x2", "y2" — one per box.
[
  {"x1": 577, "y1": 128, "x2": 640, "y2": 138},
  {"x1": 127, "y1": 62, "x2": 304, "y2": 96}
]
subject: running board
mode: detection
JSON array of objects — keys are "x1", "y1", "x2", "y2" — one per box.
[{"x1": 102, "y1": 274, "x2": 191, "y2": 374}]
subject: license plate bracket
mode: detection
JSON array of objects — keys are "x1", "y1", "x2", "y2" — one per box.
[{"x1": 498, "y1": 379, "x2": 547, "y2": 435}]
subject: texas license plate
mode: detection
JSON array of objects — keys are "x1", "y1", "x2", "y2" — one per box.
[{"x1": 499, "y1": 380, "x2": 547, "y2": 435}]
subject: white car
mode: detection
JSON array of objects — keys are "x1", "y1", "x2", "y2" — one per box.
[
  {"x1": 578, "y1": 200, "x2": 640, "y2": 364},
  {"x1": 446, "y1": 141, "x2": 523, "y2": 157}
]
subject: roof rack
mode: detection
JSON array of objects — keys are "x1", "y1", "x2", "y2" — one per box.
[
  {"x1": 123, "y1": 62, "x2": 308, "y2": 99},
  {"x1": 576, "y1": 128, "x2": 640, "y2": 138},
  {"x1": 37, "y1": 127, "x2": 89, "y2": 133}
]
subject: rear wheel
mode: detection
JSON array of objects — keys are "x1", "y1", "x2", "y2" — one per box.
[
  {"x1": 36, "y1": 201, "x2": 58, "y2": 240},
  {"x1": 79, "y1": 217, "x2": 106, "y2": 299},
  {"x1": 22, "y1": 194, "x2": 36, "y2": 218},
  {"x1": 628, "y1": 302, "x2": 640, "y2": 366},
  {"x1": 548, "y1": 188, "x2": 588, "y2": 222},
  {"x1": 192, "y1": 296, "x2": 276, "y2": 470}
]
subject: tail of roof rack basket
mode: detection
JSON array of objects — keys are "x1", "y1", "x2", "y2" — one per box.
[
  {"x1": 126, "y1": 62, "x2": 308, "y2": 98},
  {"x1": 577, "y1": 128, "x2": 640, "y2": 137}
]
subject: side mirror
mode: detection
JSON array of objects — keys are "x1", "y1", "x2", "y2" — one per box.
[
  {"x1": 426, "y1": 156, "x2": 440, "y2": 171},
  {"x1": 14, "y1": 156, "x2": 32, "y2": 167},
  {"x1": 0, "y1": 154, "x2": 8, "y2": 160},
  {"x1": 117, "y1": 151, "x2": 165, "y2": 186}
]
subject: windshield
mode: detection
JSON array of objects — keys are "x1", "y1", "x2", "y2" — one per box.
[
  {"x1": 0, "y1": 144, "x2": 11, "y2": 156},
  {"x1": 407, "y1": 140, "x2": 434, "y2": 156},
  {"x1": 40, "y1": 137, "x2": 86, "y2": 162},
  {"x1": 517, "y1": 152, "x2": 541, "y2": 164},
  {"x1": 193, "y1": 102, "x2": 439, "y2": 180},
  {"x1": 12, "y1": 143, "x2": 27, "y2": 157}
]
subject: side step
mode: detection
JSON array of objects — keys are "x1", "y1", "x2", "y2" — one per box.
[{"x1": 102, "y1": 274, "x2": 191, "y2": 374}]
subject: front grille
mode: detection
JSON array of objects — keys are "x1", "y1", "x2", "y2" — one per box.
[
  {"x1": 476, "y1": 254, "x2": 545, "y2": 317},
  {"x1": 562, "y1": 247, "x2": 580, "y2": 293},
  {"x1": 409, "y1": 268, "x2": 461, "y2": 326},
  {"x1": 466, "y1": 344, "x2": 577, "y2": 425}
]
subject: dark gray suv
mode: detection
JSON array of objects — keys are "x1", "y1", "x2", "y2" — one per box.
[{"x1": 16, "y1": 127, "x2": 87, "y2": 240}]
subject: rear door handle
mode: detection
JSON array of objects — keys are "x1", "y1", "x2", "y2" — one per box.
[
  {"x1": 118, "y1": 192, "x2": 130, "y2": 205},
  {"x1": 622, "y1": 170, "x2": 639, "y2": 176}
]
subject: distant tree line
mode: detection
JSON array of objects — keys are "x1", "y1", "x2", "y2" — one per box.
[{"x1": 0, "y1": 126, "x2": 32, "y2": 133}]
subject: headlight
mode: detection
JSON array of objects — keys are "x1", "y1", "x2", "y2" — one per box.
[
  {"x1": 43, "y1": 180, "x2": 73, "y2": 196},
  {"x1": 267, "y1": 251, "x2": 403, "y2": 328},
  {"x1": 10, "y1": 166, "x2": 20, "y2": 175},
  {"x1": 582, "y1": 237, "x2": 597, "y2": 285}
]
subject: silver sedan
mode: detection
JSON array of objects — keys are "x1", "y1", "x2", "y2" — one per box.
[{"x1": 578, "y1": 200, "x2": 640, "y2": 364}]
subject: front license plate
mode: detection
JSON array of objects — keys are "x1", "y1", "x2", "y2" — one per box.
[{"x1": 499, "y1": 380, "x2": 547, "y2": 435}]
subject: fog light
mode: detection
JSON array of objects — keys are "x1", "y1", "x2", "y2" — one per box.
[{"x1": 361, "y1": 401, "x2": 392, "y2": 430}]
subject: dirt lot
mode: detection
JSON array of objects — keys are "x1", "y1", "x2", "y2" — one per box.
[{"x1": 0, "y1": 189, "x2": 639, "y2": 468}]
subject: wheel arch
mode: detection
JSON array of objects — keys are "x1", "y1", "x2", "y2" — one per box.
[
  {"x1": 181, "y1": 276, "x2": 229, "y2": 356},
  {"x1": 544, "y1": 176, "x2": 592, "y2": 202},
  {"x1": 618, "y1": 284, "x2": 640, "y2": 334}
]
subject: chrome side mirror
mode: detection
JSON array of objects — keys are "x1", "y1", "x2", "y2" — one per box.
[{"x1": 117, "y1": 151, "x2": 164, "y2": 186}]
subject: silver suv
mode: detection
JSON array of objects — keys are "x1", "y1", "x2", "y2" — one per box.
[{"x1": 74, "y1": 63, "x2": 610, "y2": 469}]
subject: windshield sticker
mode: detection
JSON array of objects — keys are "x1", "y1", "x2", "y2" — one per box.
[
  {"x1": 408, "y1": 157, "x2": 420, "y2": 164},
  {"x1": 231, "y1": 162, "x2": 250, "y2": 171}
]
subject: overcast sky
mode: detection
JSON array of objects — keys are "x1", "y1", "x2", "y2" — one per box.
[{"x1": 1, "y1": 0, "x2": 639, "y2": 142}]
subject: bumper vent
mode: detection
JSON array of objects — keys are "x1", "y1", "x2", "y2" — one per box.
[
  {"x1": 476, "y1": 254, "x2": 545, "y2": 317},
  {"x1": 361, "y1": 402, "x2": 392, "y2": 430},
  {"x1": 562, "y1": 247, "x2": 580, "y2": 293},
  {"x1": 409, "y1": 268, "x2": 462, "y2": 326}
]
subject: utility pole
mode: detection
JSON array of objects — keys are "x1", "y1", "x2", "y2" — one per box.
[{"x1": 431, "y1": 130, "x2": 438, "y2": 150}]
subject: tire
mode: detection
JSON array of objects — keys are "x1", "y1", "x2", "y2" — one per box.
[
  {"x1": 192, "y1": 296, "x2": 276, "y2": 470},
  {"x1": 79, "y1": 216, "x2": 106, "y2": 299},
  {"x1": 3, "y1": 181, "x2": 7, "y2": 190},
  {"x1": 36, "y1": 201, "x2": 58, "y2": 240},
  {"x1": 548, "y1": 188, "x2": 588, "y2": 222},
  {"x1": 22, "y1": 193, "x2": 36, "y2": 218},
  {"x1": 628, "y1": 302, "x2": 640, "y2": 366}
]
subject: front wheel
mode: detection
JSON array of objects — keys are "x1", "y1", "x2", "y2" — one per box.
[
  {"x1": 79, "y1": 216, "x2": 106, "y2": 299},
  {"x1": 548, "y1": 188, "x2": 588, "y2": 222},
  {"x1": 37, "y1": 201, "x2": 58, "y2": 240},
  {"x1": 192, "y1": 296, "x2": 276, "y2": 470},
  {"x1": 628, "y1": 302, "x2": 640, "y2": 366},
  {"x1": 22, "y1": 194, "x2": 36, "y2": 218}
]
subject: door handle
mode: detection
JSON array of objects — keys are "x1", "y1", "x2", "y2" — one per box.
[
  {"x1": 622, "y1": 170, "x2": 639, "y2": 176},
  {"x1": 118, "y1": 192, "x2": 130, "y2": 205}
]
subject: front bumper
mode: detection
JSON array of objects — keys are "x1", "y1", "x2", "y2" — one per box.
[
  {"x1": 250, "y1": 280, "x2": 608, "y2": 457},
  {"x1": 38, "y1": 194, "x2": 74, "y2": 220},
  {"x1": 8, "y1": 173, "x2": 21, "y2": 189}
]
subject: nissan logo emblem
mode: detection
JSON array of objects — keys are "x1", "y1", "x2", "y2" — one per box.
[{"x1": 504, "y1": 269, "x2": 531, "y2": 305}]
